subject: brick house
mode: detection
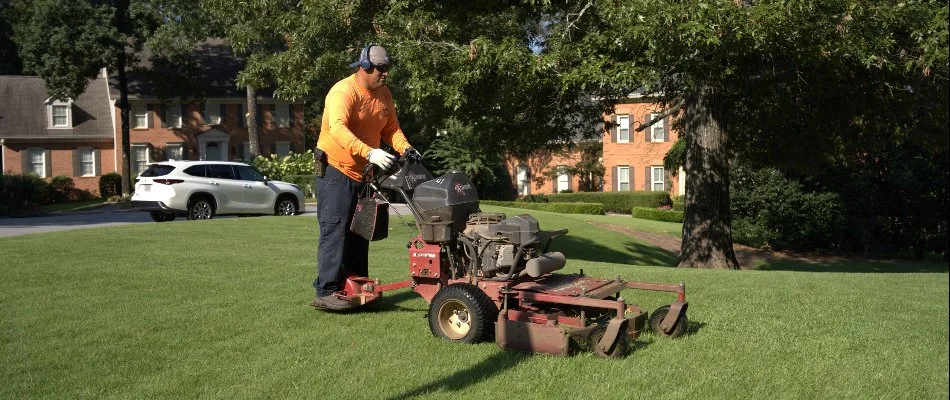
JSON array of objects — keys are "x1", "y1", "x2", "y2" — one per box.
[
  {"x1": 506, "y1": 96, "x2": 684, "y2": 197},
  {"x1": 0, "y1": 40, "x2": 305, "y2": 195}
]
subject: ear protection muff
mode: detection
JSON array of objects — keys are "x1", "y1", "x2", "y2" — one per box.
[{"x1": 359, "y1": 44, "x2": 375, "y2": 71}]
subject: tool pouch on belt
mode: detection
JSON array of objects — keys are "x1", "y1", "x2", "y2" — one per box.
[
  {"x1": 314, "y1": 148, "x2": 328, "y2": 178},
  {"x1": 349, "y1": 188, "x2": 389, "y2": 241}
]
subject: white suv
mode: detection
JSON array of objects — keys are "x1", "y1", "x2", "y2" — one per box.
[{"x1": 132, "y1": 160, "x2": 305, "y2": 221}]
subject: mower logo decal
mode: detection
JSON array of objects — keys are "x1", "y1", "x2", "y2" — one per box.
[
  {"x1": 454, "y1": 183, "x2": 472, "y2": 194},
  {"x1": 412, "y1": 252, "x2": 437, "y2": 258}
]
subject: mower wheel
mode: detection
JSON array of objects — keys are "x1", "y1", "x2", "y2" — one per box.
[
  {"x1": 428, "y1": 283, "x2": 498, "y2": 344},
  {"x1": 589, "y1": 326, "x2": 628, "y2": 358},
  {"x1": 649, "y1": 305, "x2": 688, "y2": 338}
]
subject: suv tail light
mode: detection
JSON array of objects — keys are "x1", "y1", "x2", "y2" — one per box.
[{"x1": 154, "y1": 179, "x2": 184, "y2": 185}]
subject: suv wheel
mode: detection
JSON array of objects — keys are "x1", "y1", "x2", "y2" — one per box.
[
  {"x1": 187, "y1": 197, "x2": 215, "y2": 220},
  {"x1": 275, "y1": 196, "x2": 298, "y2": 216}
]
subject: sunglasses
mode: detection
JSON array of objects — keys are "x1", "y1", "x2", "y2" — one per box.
[{"x1": 373, "y1": 63, "x2": 390, "y2": 73}]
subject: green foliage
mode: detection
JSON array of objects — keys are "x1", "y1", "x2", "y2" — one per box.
[
  {"x1": 672, "y1": 196, "x2": 685, "y2": 212},
  {"x1": 49, "y1": 176, "x2": 74, "y2": 203},
  {"x1": 539, "y1": 141, "x2": 605, "y2": 192},
  {"x1": 284, "y1": 174, "x2": 317, "y2": 199},
  {"x1": 424, "y1": 118, "x2": 515, "y2": 200},
  {"x1": 543, "y1": 192, "x2": 673, "y2": 214},
  {"x1": 516, "y1": 194, "x2": 549, "y2": 203},
  {"x1": 99, "y1": 173, "x2": 122, "y2": 199},
  {"x1": 664, "y1": 139, "x2": 685, "y2": 175},
  {"x1": 0, "y1": 173, "x2": 50, "y2": 216},
  {"x1": 632, "y1": 207, "x2": 685, "y2": 223},
  {"x1": 250, "y1": 150, "x2": 315, "y2": 181},
  {"x1": 731, "y1": 165, "x2": 846, "y2": 250},
  {"x1": 480, "y1": 200, "x2": 604, "y2": 215}
]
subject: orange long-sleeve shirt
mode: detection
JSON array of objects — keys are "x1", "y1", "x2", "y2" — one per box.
[{"x1": 317, "y1": 74, "x2": 411, "y2": 181}]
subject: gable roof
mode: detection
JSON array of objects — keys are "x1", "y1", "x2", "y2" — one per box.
[
  {"x1": 112, "y1": 38, "x2": 275, "y2": 100},
  {"x1": 0, "y1": 75, "x2": 114, "y2": 140}
]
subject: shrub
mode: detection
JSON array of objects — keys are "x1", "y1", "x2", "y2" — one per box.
[
  {"x1": 631, "y1": 207, "x2": 684, "y2": 223},
  {"x1": 0, "y1": 174, "x2": 51, "y2": 216},
  {"x1": 251, "y1": 151, "x2": 315, "y2": 181},
  {"x1": 672, "y1": 195, "x2": 685, "y2": 212},
  {"x1": 516, "y1": 194, "x2": 548, "y2": 203},
  {"x1": 543, "y1": 192, "x2": 672, "y2": 214},
  {"x1": 99, "y1": 173, "x2": 122, "y2": 199},
  {"x1": 284, "y1": 174, "x2": 317, "y2": 199},
  {"x1": 481, "y1": 200, "x2": 604, "y2": 215},
  {"x1": 50, "y1": 176, "x2": 75, "y2": 203}
]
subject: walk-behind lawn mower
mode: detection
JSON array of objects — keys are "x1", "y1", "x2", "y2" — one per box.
[{"x1": 333, "y1": 154, "x2": 689, "y2": 358}]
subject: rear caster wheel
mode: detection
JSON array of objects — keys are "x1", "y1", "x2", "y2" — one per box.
[
  {"x1": 588, "y1": 326, "x2": 628, "y2": 358},
  {"x1": 649, "y1": 305, "x2": 688, "y2": 338},
  {"x1": 428, "y1": 283, "x2": 498, "y2": 344}
]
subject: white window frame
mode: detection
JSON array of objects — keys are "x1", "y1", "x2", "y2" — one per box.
[
  {"x1": 651, "y1": 166, "x2": 665, "y2": 191},
  {"x1": 517, "y1": 165, "x2": 530, "y2": 196},
  {"x1": 275, "y1": 104, "x2": 290, "y2": 128},
  {"x1": 650, "y1": 112, "x2": 665, "y2": 142},
  {"x1": 165, "y1": 143, "x2": 183, "y2": 161},
  {"x1": 79, "y1": 147, "x2": 96, "y2": 177},
  {"x1": 276, "y1": 141, "x2": 291, "y2": 156},
  {"x1": 132, "y1": 104, "x2": 148, "y2": 129},
  {"x1": 556, "y1": 165, "x2": 570, "y2": 192},
  {"x1": 165, "y1": 105, "x2": 182, "y2": 129},
  {"x1": 131, "y1": 144, "x2": 150, "y2": 177},
  {"x1": 618, "y1": 166, "x2": 630, "y2": 192},
  {"x1": 203, "y1": 102, "x2": 221, "y2": 125},
  {"x1": 27, "y1": 148, "x2": 47, "y2": 177},
  {"x1": 617, "y1": 115, "x2": 630, "y2": 143},
  {"x1": 48, "y1": 101, "x2": 72, "y2": 128}
]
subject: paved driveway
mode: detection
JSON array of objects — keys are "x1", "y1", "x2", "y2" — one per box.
[{"x1": 0, "y1": 203, "x2": 413, "y2": 238}]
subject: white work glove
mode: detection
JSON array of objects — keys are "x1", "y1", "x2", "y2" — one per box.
[{"x1": 367, "y1": 148, "x2": 396, "y2": 170}]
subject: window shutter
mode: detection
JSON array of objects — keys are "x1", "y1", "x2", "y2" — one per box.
[
  {"x1": 288, "y1": 104, "x2": 295, "y2": 127},
  {"x1": 612, "y1": 166, "x2": 618, "y2": 191},
  {"x1": 21, "y1": 149, "x2": 28, "y2": 174},
  {"x1": 257, "y1": 105, "x2": 264, "y2": 127},
  {"x1": 610, "y1": 115, "x2": 617, "y2": 143},
  {"x1": 158, "y1": 105, "x2": 166, "y2": 129},
  {"x1": 644, "y1": 114, "x2": 651, "y2": 142},
  {"x1": 44, "y1": 149, "x2": 52, "y2": 178},
  {"x1": 644, "y1": 166, "x2": 651, "y2": 191},
  {"x1": 146, "y1": 105, "x2": 153, "y2": 129},
  {"x1": 72, "y1": 148, "x2": 80, "y2": 177},
  {"x1": 664, "y1": 117, "x2": 670, "y2": 142},
  {"x1": 270, "y1": 142, "x2": 276, "y2": 156},
  {"x1": 220, "y1": 104, "x2": 227, "y2": 125},
  {"x1": 94, "y1": 148, "x2": 101, "y2": 176}
]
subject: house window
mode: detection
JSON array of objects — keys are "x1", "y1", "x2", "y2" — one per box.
[
  {"x1": 202, "y1": 102, "x2": 221, "y2": 125},
  {"x1": 165, "y1": 143, "x2": 183, "y2": 161},
  {"x1": 617, "y1": 115, "x2": 630, "y2": 143},
  {"x1": 517, "y1": 165, "x2": 530, "y2": 196},
  {"x1": 275, "y1": 104, "x2": 290, "y2": 128},
  {"x1": 276, "y1": 141, "x2": 291, "y2": 156},
  {"x1": 618, "y1": 166, "x2": 630, "y2": 191},
  {"x1": 652, "y1": 166, "x2": 665, "y2": 191},
  {"x1": 79, "y1": 148, "x2": 95, "y2": 176},
  {"x1": 650, "y1": 112, "x2": 666, "y2": 142},
  {"x1": 132, "y1": 104, "x2": 148, "y2": 129},
  {"x1": 165, "y1": 105, "x2": 182, "y2": 128},
  {"x1": 556, "y1": 165, "x2": 570, "y2": 192},
  {"x1": 131, "y1": 144, "x2": 150, "y2": 176},
  {"x1": 27, "y1": 148, "x2": 46, "y2": 177},
  {"x1": 50, "y1": 104, "x2": 70, "y2": 127}
]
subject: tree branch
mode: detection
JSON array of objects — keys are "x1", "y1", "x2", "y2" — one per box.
[{"x1": 634, "y1": 99, "x2": 684, "y2": 132}]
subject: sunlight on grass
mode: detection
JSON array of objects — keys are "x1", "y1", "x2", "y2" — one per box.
[{"x1": 1, "y1": 215, "x2": 947, "y2": 399}]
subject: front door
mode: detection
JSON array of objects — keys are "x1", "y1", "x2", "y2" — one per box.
[{"x1": 206, "y1": 142, "x2": 223, "y2": 161}]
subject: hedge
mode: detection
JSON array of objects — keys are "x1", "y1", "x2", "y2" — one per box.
[
  {"x1": 672, "y1": 195, "x2": 685, "y2": 212},
  {"x1": 283, "y1": 174, "x2": 317, "y2": 199},
  {"x1": 481, "y1": 200, "x2": 604, "y2": 215},
  {"x1": 519, "y1": 192, "x2": 672, "y2": 214},
  {"x1": 632, "y1": 207, "x2": 684, "y2": 223}
]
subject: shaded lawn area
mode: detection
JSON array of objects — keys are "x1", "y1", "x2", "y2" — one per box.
[{"x1": 1, "y1": 214, "x2": 947, "y2": 399}]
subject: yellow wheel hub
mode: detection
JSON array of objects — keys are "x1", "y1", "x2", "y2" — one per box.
[{"x1": 437, "y1": 300, "x2": 471, "y2": 339}]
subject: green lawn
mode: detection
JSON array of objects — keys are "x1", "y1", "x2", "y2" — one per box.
[
  {"x1": 1, "y1": 213, "x2": 947, "y2": 399},
  {"x1": 39, "y1": 198, "x2": 109, "y2": 214}
]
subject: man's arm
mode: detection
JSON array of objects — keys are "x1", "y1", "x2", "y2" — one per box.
[{"x1": 326, "y1": 89, "x2": 373, "y2": 159}]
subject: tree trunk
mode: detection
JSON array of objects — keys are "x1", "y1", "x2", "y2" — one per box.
[
  {"x1": 115, "y1": 0, "x2": 131, "y2": 196},
  {"x1": 677, "y1": 83, "x2": 740, "y2": 269},
  {"x1": 246, "y1": 85, "x2": 260, "y2": 158}
]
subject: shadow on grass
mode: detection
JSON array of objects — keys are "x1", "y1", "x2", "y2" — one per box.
[
  {"x1": 554, "y1": 235, "x2": 678, "y2": 267},
  {"x1": 385, "y1": 350, "x2": 530, "y2": 400},
  {"x1": 363, "y1": 290, "x2": 423, "y2": 313},
  {"x1": 755, "y1": 259, "x2": 949, "y2": 273}
]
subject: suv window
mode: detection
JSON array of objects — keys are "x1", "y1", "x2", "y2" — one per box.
[
  {"x1": 183, "y1": 165, "x2": 208, "y2": 177},
  {"x1": 208, "y1": 164, "x2": 236, "y2": 179},
  {"x1": 234, "y1": 165, "x2": 265, "y2": 182},
  {"x1": 140, "y1": 164, "x2": 176, "y2": 177}
]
